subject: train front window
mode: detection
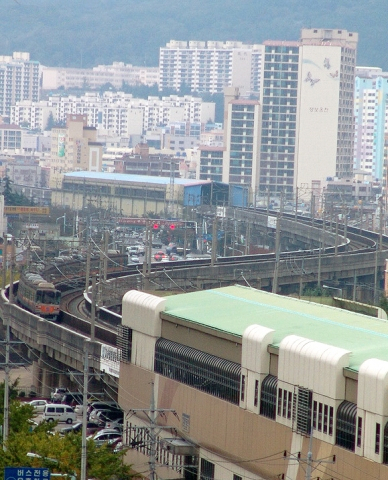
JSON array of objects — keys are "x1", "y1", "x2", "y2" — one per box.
[{"x1": 41, "y1": 290, "x2": 60, "y2": 305}]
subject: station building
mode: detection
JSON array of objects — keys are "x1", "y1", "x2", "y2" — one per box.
[
  {"x1": 117, "y1": 285, "x2": 388, "y2": 480},
  {"x1": 51, "y1": 171, "x2": 237, "y2": 217}
]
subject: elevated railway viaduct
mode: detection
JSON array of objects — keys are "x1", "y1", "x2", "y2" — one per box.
[{"x1": 1, "y1": 208, "x2": 387, "y2": 397}]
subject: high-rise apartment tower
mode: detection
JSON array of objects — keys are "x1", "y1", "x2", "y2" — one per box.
[{"x1": 259, "y1": 28, "x2": 358, "y2": 196}]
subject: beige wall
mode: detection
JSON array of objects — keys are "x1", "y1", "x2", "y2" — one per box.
[
  {"x1": 296, "y1": 45, "x2": 342, "y2": 189},
  {"x1": 118, "y1": 362, "x2": 388, "y2": 480}
]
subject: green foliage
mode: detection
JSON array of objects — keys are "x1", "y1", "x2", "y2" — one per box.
[
  {"x1": 0, "y1": 389, "x2": 136, "y2": 480},
  {"x1": 45, "y1": 112, "x2": 55, "y2": 131},
  {"x1": 302, "y1": 286, "x2": 330, "y2": 297},
  {"x1": 380, "y1": 295, "x2": 388, "y2": 314},
  {"x1": 1, "y1": 176, "x2": 35, "y2": 206}
]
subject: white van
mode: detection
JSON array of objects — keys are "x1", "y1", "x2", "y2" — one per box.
[{"x1": 42, "y1": 404, "x2": 77, "y2": 424}]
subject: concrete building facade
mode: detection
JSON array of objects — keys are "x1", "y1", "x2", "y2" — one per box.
[
  {"x1": 222, "y1": 91, "x2": 261, "y2": 190},
  {"x1": 159, "y1": 40, "x2": 264, "y2": 96},
  {"x1": 354, "y1": 67, "x2": 388, "y2": 181},
  {"x1": 117, "y1": 285, "x2": 388, "y2": 480},
  {"x1": 41, "y1": 62, "x2": 159, "y2": 90},
  {"x1": 0, "y1": 52, "x2": 40, "y2": 117},
  {"x1": 259, "y1": 29, "x2": 358, "y2": 197},
  {"x1": 10, "y1": 93, "x2": 215, "y2": 138},
  {"x1": 49, "y1": 115, "x2": 103, "y2": 188}
]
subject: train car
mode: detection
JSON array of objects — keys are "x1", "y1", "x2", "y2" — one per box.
[{"x1": 17, "y1": 272, "x2": 61, "y2": 321}]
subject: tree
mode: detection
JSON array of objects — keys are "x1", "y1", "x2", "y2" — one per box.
[
  {"x1": 0, "y1": 390, "x2": 137, "y2": 480},
  {"x1": 45, "y1": 112, "x2": 56, "y2": 131}
]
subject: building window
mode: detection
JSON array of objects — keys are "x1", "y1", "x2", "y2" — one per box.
[
  {"x1": 336, "y1": 401, "x2": 357, "y2": 451},
  {"x1": 260, "y1": 374, "x2": 277, "y2": 420},
  {"x1": 241, "y1": 375, "x2": 245, "y2": 402},
  {"x1": 254, "y1": 380, "x2": 259, "y2": 407},
  {"x1": 383, "y1": 422, "x2": 388, "y2": 464},
  {"x1": 287, "y1": 391, "x2": 292, "y2": 419},
  {"x1": 233, "y1": 476, "x2": 242, "y2": 480},
  {"x1": 357, "y1": 416, "x2": 362, "y2": 448},
  {"x1": 277, "y1": 388, "x2": 283, "y2": 416},
  {"x1": 323, "y1": 404, "x2": 328, "y2": 434},
  {"x1": 200, "y1": 459, "x2": 214, "y2": 480},
  {"x1": 329, "y1": 406, "x2": 334, "y2": 436},
  {"x1": 376, "y1": 423, "x2": 381, "y2": 455}
]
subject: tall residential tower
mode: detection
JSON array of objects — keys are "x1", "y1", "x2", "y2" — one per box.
[{"x1": 259, "y1": 29, "x2": 358, "y2": 196}]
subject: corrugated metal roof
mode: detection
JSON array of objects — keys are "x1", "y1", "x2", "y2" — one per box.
[
  {"x1": 64, "y1": 171, "x2": 211, "y2": 186},
  {"x1": 164, "y1": 285, "x2": 388, "y2": 371}
]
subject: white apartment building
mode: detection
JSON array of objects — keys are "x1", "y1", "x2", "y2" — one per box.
[
  {"x1": 0, "y1": 52, "x2": 40, "y2": 117},
  {"x1": 11, "y1": 92, "x2": 215, "y2": 138},
  {"x1": 354, "y1": 67, "x2": 388, "y2": 180},
  {"x1": 41, "y1": 62, "x2": 159, "y2": 90},
  {"x1": 259, "y1": 28, "x2": 358, "y2": 196},
  {"x1": 159, "y1": 40, "x2": 264, "y2": 96}
]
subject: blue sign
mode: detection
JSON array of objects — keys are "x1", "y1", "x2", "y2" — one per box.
[{"x1": 5, "y1": 467, "x2": 51, "y2": 480}]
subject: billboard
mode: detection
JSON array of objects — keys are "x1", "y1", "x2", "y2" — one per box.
[
  {"x1": 4, "y1": 206, "x2": 50, "y2": 215},
  {"x1": 100, "y1": 344, "x2": 120, "y2": 378},
  {"x1": 58, "y1": 133, "x2": 65, "y2": 157}
]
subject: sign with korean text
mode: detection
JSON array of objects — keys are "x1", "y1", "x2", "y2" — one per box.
[
  {"x1": 4, "y1": 467, "x2": 50, "y2": 480},
  {"x1": 4, "y1": 206, "x2": 50, "y2": 215}
]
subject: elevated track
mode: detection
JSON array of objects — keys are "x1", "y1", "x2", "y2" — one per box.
[{"x1": 2, "y1": 208, "x2": 388, "y2": 396}]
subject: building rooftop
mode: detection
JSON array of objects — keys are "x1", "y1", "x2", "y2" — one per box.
[
  {"x1": 64, "y1": 171, "x2": 211, "y2": 186},
  {"x1": 164, "y1": 285, "x2": 388, "y2": 371}
]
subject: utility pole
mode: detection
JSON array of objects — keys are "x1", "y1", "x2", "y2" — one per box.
[
  {"x1": 81, "y1": 341, "x2": 89, "y2": 480},
  {"x1": 1, "y1": 301, "x2": 27, "y2": 450},
  {"x1": 272, "y1": 192, "x2": 283, "y2": 294},
  {"x1": 84, "y1": 242, "x2": 91, "y2": 293},
  {"x1": 128, "y1": 382, "x2": 178, "y2": 480},
  {"x1": 90, "y1": 275, "x2": 96, "y2": 342},
  {"x1": 211, "y1": 218, "x2": 217, "y2": 267},
  {"x1": 283, "y1": 425, "x2": 335, "y2": 480}
]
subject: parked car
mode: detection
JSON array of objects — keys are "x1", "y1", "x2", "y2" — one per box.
[
  {"x1": 50, "y1": 387, "x2": 69, "y2": 403},
  {"x1": 42, "y1": 404, "x2": 77, "y2": 424},
  {"x1": 87, "y1": 401, "x2": 120, "y2": 419},
  {"x1": 96, "y1": 410, "x2": 123, "y2": 427},
  {"x1": 60, "y1": 421, "x2": 101, "y2": 436},
  {"x1": 61, "y1": 392, "x2": 83, "y2": 406},
  {"x1": 103, "y1": 417, "x2": 124, "y2": 432},
  {"x1": 129, "y1": 256, "x2": 140, "y2": 264},
  {"x1": 88, "y1": 429, "x2": 122, "y2": 447},
  {"x1": 90, "y1": 407, "x2": 122, "y2": 423},
  {"x1": 28, "y1": 399, "x2": 48, "y2": 413}
]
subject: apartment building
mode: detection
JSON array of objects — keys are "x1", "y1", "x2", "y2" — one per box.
[
  {"x1": 0, "y1": 124, "x2": 22, "y2": 152},
  {"x1": 222, "y1": 88, "x2": 261, "y2": 189},
  {"x1": 41, "y1": 62, "x2": 159, "y2": 90},
  {"x1": 354, "y1": 67, "x2": 388, "y2": 180},
  {"x1": 259, "y1": 28, "x2": 358, "y2": 196},
  {"x1": 11, "y1": 92, "x2": 215, "y2": 138},
  {"x1": 0, "y1": 52, "x2": 40, "y2": 117},
  {"x1": 49, "y1": 114, "x2": 103, "y2": 188},
  {"x1": 159, "y1": 40, "x2": 264, "y2": 96}
]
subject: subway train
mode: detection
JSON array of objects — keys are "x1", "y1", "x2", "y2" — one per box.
[{"x1": 17, "y1": 272, "x2": 61, "y2": 321}]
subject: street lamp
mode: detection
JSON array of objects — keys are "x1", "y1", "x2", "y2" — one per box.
[
  {"x1": 56, "y1": 215, "x2": 66, "y2": 238},
  {"x1": 27, "y1": 453, "x2": 76, "y2": 480}
]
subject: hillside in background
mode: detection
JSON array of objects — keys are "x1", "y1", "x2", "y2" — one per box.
[{"x1": 0, "y1": 0, "x2": 385, "y2": 70}]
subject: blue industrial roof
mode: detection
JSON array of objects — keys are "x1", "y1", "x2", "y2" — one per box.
[{"x1": 64, "y1": 171, "x2": 211, "y2": 187}]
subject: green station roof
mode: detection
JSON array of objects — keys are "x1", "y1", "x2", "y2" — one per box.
[{"x1": 164, "y1": 285, "x2": 388, "y2": 371}]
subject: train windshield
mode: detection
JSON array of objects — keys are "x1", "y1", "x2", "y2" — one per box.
[{"x1": 37, "y1": 290, "x2": 61, "y2": 305}]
